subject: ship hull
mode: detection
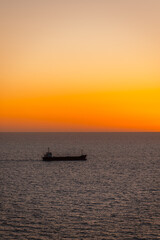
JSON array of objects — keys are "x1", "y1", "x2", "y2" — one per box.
[{"x1": 42, "y1": 154, "x2": 87, "y2": 161}]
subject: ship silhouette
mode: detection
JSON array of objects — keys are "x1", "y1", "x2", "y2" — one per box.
[{"x1": 42, "y1": 148, "x2": 87, "y2": 161}]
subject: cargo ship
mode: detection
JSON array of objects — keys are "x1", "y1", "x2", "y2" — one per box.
[{"x1": 42, "y1": 148, "x2": 87, "y2": 161}]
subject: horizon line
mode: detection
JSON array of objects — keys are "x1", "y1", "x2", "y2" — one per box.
[{"x1": 0, "y1": 131, "x2": 160, "y2": 133}]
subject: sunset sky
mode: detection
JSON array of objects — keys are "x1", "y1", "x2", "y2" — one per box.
[{"x1": 1, "y1": 0, "x2": 160, "y2": 131}]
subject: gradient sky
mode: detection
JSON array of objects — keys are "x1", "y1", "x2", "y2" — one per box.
[{"x1": 1, "y1": 0, "x2": 160, "y2": 131}]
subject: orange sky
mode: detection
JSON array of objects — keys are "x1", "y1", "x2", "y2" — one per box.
[{"x1": 1, "y1": 0, "x2": 160, "y2": 131}]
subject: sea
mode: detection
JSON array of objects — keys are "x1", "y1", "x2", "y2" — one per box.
[{"x1": 0, "y1": 133, "x2": 159, "y2": 240}]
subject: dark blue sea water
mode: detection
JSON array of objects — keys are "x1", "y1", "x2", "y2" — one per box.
[{"x1": 0, "y1": 133, "x2": 160, "y2": 240}]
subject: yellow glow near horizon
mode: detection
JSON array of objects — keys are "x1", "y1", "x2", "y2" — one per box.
[{"x1": 1, "y1": 0, "x2": 160, "y2": 131}]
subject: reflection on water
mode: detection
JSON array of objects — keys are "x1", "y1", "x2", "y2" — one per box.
[{"x1": 0, "y1": 133, "x2": 160, "y2": 239}]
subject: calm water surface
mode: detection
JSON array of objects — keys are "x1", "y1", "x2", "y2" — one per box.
[{"x1": 0, "y1": 133, "x2": 160, "y2": 239}]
